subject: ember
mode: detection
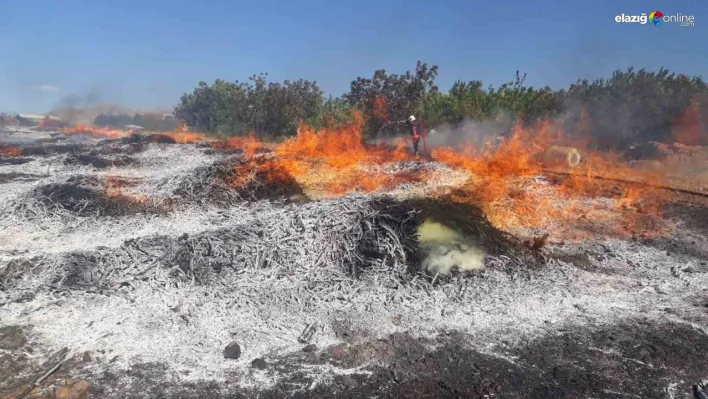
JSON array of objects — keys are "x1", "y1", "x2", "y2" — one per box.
[
  {"x1": 64, "y1": 124, "x2": 126, "y2": 139},
  {"x1": 0, "y1": 144, "x2": 22, "y2": 157},
  {"x1": 63, "y1": 124, "x2": 209, "y2": 143},
  {"x1": 9, "y1": 175, "x2": 157, "y2": 218}
]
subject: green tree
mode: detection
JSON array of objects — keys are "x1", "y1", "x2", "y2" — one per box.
[
  {"x1": 306, "y1": 96, "x2": 355, "y2": 130},
  {"x1": 173, "y1": 65, "x2": 707, "y2": 148},
  {"x1": 344, "y1": 61, "x2": 439, "y2": 136},
  {"x1": 174, "y1": 75, "x2": 324, "y2": 137},
  {"x1": 174, "y1": 80, "x2": 247, "y2": 133},
  {"x1": 562, "y1": 67, "x2": 707, "y2": 148}
]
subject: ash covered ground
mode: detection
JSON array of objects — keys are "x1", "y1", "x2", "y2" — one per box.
[{"x1": 1, "y1": 128, "x2": 707, "y2": 399}]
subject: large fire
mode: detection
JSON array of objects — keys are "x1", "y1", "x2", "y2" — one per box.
[
  {"x1": 57, "y1": 105, "x2": 707, "y2": 243},
  {"x1": 215, "y1": 112, "x2": 689, "y2": 242},
  {"x1": 431, "y1": 122, "x2": 670, "y2": 241},
  {"x1": 273, "y1": 112, "x2": 413, "y2": 195}
]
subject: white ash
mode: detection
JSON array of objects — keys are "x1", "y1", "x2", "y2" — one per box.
[
  {"x1": 2, "y1": 238, "x2": 706, "y2": 391},
  {"x1": 129, "y1": 144, "x2": 222, "y2": 182},
  {"x1": 2, "y1": 140, "x2": 707, "y2": 395},
  {"x1": 0, "y1": 195, "x2": 419, "y2": 296},
  {"x1": 0, "y1": 204, "x2": 272, "y2": 261}
]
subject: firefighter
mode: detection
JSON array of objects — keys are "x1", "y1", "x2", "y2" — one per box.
[{"x1": 406, "y1": 115, "x2": 426, "y2": 156}]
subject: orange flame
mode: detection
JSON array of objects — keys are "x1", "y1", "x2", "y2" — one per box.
[
  {"x1": 163, "y1": 130, "x2": 208, "y2": 144},
  {"x1": 272, "y1": 111, "x2": 414, "y2": 196},
  {"x1": 63, "y1": 124, "x2": 209, "y2": 143},
  {"x1": 217, "y1": 112, "x2": 418, "y2": 197},
  {"x1": 0, "y1": 145, "x2": 22, "y2": 157},
  {"x1": 371, "y1": 95, "x2": 389, "y2": 122},
  {"x1": 208, "y1": 111, "x2": 680, "y2": 242},
  {"x1": 210, "y1": 133, "x2": 268, "y2": 155},
  {"x1": 106, "y1": 105, "x2": 708, "y2": 242},
  {"x1": 105, "y1": 176, "x2": 148, "y2": 204},
  {"x1": 64, "y1": 125, "x2": 127, "y2": 139},
  {"x1": 431, "y1": 120, "x2": 671, "y2": 241}
]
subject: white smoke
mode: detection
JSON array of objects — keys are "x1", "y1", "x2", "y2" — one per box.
[
  {"x1": 425, "y1": 112, "x2": 515, "y2": 152},
  {"x1": 417, "y1": 219, "x2": 485, "y2": 275}
]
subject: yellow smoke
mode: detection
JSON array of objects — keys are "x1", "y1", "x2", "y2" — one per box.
[{"x1": 417, "y1": 219, "x2": 485, "y2": 275}]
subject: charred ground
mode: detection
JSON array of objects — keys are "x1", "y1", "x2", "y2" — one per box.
[{"x1": 0, "y1": 129, "x2": 707, "y2": 399}]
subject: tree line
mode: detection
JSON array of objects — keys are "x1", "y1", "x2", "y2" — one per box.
[{"x1": 173, "y1": 61, "x2": 708, "y2": 148}]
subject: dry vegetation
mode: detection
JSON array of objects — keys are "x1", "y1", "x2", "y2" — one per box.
[{"x1": 1, "y1": 103, "x2": 708, "y2": 398}]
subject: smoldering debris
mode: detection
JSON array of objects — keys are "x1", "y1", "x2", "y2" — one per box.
[
  {"x1": 62, "y1": 153, "x2": 136, "y2": 169},
  {"x1": 0, "y1": 196, "x2": 420, "y2": 297},
  {"x1": 13, "y1": 142, "x2": 135, "y2": 158},
  {"x1": 102, "y1": 133, "x2": 176, "y2": 145},
  {"x1": 171, "y1": 155, "x2": 305, "y2": 205},
  {"x1": 14, "y1": 144, "x2": 88, "y2": 157},
  {"x1": 8, "y1": 175, "x2": 158, "y2": 218}
]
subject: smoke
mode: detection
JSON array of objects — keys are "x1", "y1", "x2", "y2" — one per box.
[
  {"x1": 57, "y1": 85, "x2": 103, "y2": 108},
  {"x1": 52, "y1": 84, "x2": 105, "y2": 124},
  {"x1": 422, "y1": 89, "x2": 707, "y2": 156},
  {"x1": 417, "y1": 219, "x2": 485, "y2": 275},
  {"x1": 558, "y1": 76, "x2": 707, "y2": 150},
  {"x1": 424, "y1": 112, "x2": 516, "y2": 152}
]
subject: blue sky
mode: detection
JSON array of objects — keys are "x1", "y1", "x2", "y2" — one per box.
[{"x1": 0, "y1": 0, "x2": 705, "y2": 113}]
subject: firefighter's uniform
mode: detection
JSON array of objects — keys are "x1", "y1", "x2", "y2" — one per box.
[{"x1": 407, "y1": 115, "x2": 425, "y2": 156}]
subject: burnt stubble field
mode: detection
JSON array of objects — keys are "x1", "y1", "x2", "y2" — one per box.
[{"x1": 1, "y1": 126, "x2": 707, "y2": 399}]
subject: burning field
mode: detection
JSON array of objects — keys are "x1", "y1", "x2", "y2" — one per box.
[{"x1": 1, "y1": 117, "x2": 708, "y2": 398}]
